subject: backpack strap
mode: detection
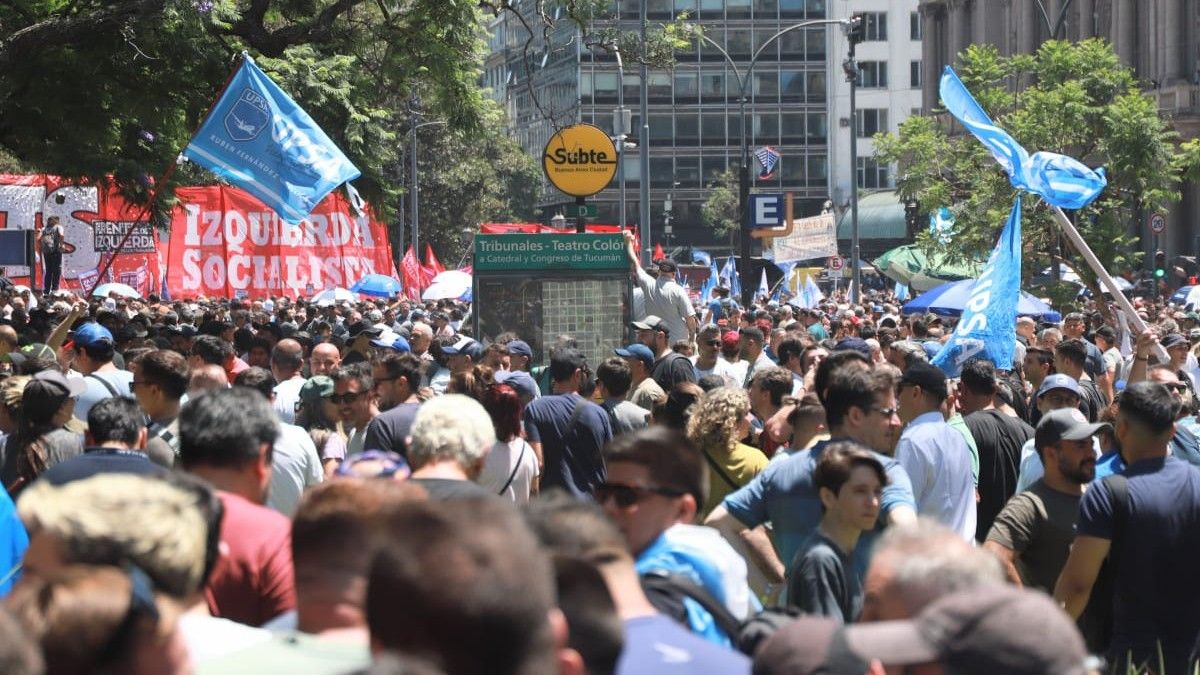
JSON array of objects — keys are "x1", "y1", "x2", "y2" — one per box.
[
  {"x1": 497, "y1": 440, "x2": 528, "y2": 496},
  {"x1": 639, "y1": 570, "x2": 742, "y2": 641},
  {"x1": 86, "y1": 373, "x2": 121, "y2": 397},
  {"x1": 701, "y1": 445, "x2": 740, "y2": 490}
]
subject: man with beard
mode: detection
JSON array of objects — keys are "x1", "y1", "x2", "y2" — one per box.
[{"x1": 985, "y1": 409, "x2": 1106, "y2": 593}]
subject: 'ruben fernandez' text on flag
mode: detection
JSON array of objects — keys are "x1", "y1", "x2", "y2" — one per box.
[{"x1": 183, "y1": 54, "x2": 361, "y2": 225}]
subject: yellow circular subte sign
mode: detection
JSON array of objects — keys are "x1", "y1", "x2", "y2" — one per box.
[{"x1": 542, "y1": 124, "x2": 618, "y2": 198}]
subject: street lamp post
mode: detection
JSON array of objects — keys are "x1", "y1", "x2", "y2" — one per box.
[
  {"x1": 638, "y1": 0, "x2": 651, "y2": 263},
  {"x1": 695, "y1": 18, "x2": 850, "y2": 307},
  {"x1": 843, "y1": 26, "x2": 862, "y2": 304}
]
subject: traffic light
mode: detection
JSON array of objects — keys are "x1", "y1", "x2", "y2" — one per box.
[
  {"x1": 1155, "y1": 250, "x2": 1166, "y2": 278},
  {"x1": 847, "y1": 15, "x2": 865, "y2": 45}
]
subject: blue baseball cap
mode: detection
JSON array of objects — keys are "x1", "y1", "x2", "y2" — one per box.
[
  {"x1": 68, "y1": 322, "x2": 114, "y2": 348},
  {"x1": 443, "y1": 337, "x2": 483, "y2": 361},
  {"x1": 506, "y1": 340, "x2": 533, "y2": 359},
  {"x1": 1036, "y1": 373, "x2": 1081, "y2": 399},
  {"x1": 371, "y1": 332, "x2": 411, "y2": 353},
  {"x1": 615, "y1": 343, "x2": 655, "y2": 370},
  {"x1": 496, "y1": 370, "x2": 539, "y2": 400}
]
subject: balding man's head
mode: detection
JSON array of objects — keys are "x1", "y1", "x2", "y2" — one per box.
[
  {"x1": 309, "y1": 342, "x2": 341, "y2": 376},
  {"x1": 271, "y1": 339, "x2": 304, "y2": 378},
  {"x1": 188, "y1": 364, "x2": 228, "y2": 396},
  {"x1": 0, "y1": 325, "x2": 16, "y2": 356}
]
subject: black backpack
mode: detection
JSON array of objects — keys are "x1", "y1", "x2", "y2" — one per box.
[{"x1": 640, "y1": 571, "x2": 803, "y2": 655}]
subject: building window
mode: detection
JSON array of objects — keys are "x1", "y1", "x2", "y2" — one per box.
[
  {"x1": 858, "y1": 61, "x2": 888, "y2": 88},
  {"x1": 910, "y1": 11, "x2": 922, "y2": 40},
  {"x1": 861, "y1": 12, "x2": 887, "y2": 41},
  {"x1": 676, "y1": 157, "x2": 701, "y2": 187},
  {"x1": 701, "y1": 113, "x2": 725, "y2": 146},
  {"x1": 676, "y1": 113, "x2": 699, "y2": 145},
  {"x1": 910, "y1": 61, "x2": 922, "y2": 89},
  {"x1": 856, "y1": 157, "x2": 892, "y2": 189},
  {"x1": 856, "y1": 108, "x2": 888, "y2": 137}
]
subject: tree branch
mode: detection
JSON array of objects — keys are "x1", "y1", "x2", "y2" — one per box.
[{"x1": 0, "y1": 0, "x2": 165, "y2": 67}]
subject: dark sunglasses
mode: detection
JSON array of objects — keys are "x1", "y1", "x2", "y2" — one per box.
[
  {"x1": 593, "y1": 482, "x2": 685, "y2": 508},
  {"x1": 328, "y1": 392, "x2": 366, "y2": 404}
]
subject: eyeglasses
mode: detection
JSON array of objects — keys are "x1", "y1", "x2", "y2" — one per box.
[
  {"x1": 706, "y1": 340, "x2": 721, "y2": 346},
  {"x1": 593, "y1": 482, "x2": 685, "y2": 508},
  {"x1": 328, "y1": 392, "x2": 366, "y2": 404},
  {"x1": 871, "y1": 406, "x2": 900, "y2": 418},
  {"x1": 1165, "y1": 382, "x2": 1188, "y2": 393}
]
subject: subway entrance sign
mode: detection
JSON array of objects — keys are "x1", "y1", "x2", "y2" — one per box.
[
  {"x1": 472, "y1": 233, "x2": 631, "y2": 367},
  {"x1": 542, "y1": 124, "x2": 618, "y2": 198},
  {"x1": 474, "y1": 233, "x2": 626, "y2": 271}
]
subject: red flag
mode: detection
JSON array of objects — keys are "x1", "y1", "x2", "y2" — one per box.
[
  {"x1": 425, "y1": 243, "x2": 446, "y2": 276},
  {"x1": 399, "y1": 247, "x2": 423, "y2": 301},
  {"x1": 652, "y1": 243, "x2": 666, "y2": 261}
]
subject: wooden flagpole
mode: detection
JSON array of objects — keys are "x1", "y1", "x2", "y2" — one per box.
[{"x1": 1050, "y1": 205, "x2": 1168, "y2": 361}]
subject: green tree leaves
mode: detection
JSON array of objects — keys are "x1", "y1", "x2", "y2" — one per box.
[{"x1": 875, "y1": 39, "x2": 1199, "y2": 286}]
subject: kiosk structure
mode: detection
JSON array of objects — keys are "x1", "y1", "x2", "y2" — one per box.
[{"x1": 472, "y1": 232, "x2": 631, "y2": 366}]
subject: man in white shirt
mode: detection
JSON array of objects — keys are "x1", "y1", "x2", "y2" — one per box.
[
  {"x1": 270, "y1": 339, "x2": 306, "y2": 425},
  {"x1": 894, "y1": 362, "x2": 976, "y2": 541}
]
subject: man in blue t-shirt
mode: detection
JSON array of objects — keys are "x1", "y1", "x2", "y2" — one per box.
[
  {"x1": 1056, "y1": 381, "x2": 1200, "y2": 674},
  {"x1": 523, "y1": 348, "x2": 611, "y2": 498},
  {"x1": 705, "y1": 364, "x2": 916, "y2": 588},
  {"x1": 526, "y1": 493, "x2": 751, "y2": 675}
]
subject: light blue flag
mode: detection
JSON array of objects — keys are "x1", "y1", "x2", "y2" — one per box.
[
  {"x1": 791, "y1": 273, "x2": 824, "y2": 309},
  {"x1": 895, "y1": 281, "x2": 909, "y2": 302},
  {"x1": 772, "y1": 262, "x2": 796, "y2": 302},
  {"x1": 700, "y1": 259, "x2": 719, "y2": 302},
  {"x1": 719, "y1": 256, "x2": 741, "y2": 298},
  {"x1": 183, "y1": 55, "x2": 362, "y2": 225},
  {"x1": 692, "y1": 249, "x2": 713, "y2": 266},
  {"x1": 932, "y1": 197, "x2": 1023, "y2": 377},
  {"x1": 929, "y1": 207, "x2": 954, "y2": 245},
  {"x1": 757, "y1": 268, "x2": 769, "y2": 301},
  {"x1": 939, "y1": 67, "x2": 1105, "y2": 209}
]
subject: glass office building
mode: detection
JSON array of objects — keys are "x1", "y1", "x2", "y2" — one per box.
[{"x1": 487, "y1": 0, "x2": 833, "y2": 253}]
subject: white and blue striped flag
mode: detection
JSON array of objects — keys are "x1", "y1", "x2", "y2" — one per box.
[{"x1": 939, "y1": 67, "x2": 1106, "y2": 209}]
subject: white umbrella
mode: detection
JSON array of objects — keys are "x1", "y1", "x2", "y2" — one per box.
[
  {"x1": 92, "y1": 282, "x2": 141, "y2": 299},
  {"x1": 313, "y1": 287, "x2": 356, "y2": 307},
  {"x1": 422, "y1": 270, "x2": 472, "y2": 301}
]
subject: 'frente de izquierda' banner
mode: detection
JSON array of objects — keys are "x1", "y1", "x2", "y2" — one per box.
[{"x1": 167, "y1": 185, "x2": 393, "y2": 299}]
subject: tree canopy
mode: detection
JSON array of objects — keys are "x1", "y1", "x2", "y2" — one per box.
[{"x1": 874, "y1": 39, "x2": 1200, "y2": 284}]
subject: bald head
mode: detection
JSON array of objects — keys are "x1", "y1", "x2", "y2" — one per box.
[
  {"x1": 309, "y1": 342, "x2": 341, "y2": 377},
  {"x1": 271, "y1": 338, "x2": 304, "y2": 379},
  {"x1": 0, "y1": 325, "x2": 16, "y2": 356},
  {"x1": 188, "y1": 364, "x2": 229, "y2": 395}
]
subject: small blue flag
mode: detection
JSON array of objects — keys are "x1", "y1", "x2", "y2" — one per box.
[
  {"x1": 929, "y1": 207, "x2": 954, "y2": 245},
  {"x1": 700, "y1": 258, "x2": 719, "y2": 302},
  {"x1": 719, "y1": 256, "x2": 741, "y2": 298},
  {"x1": 183, "y1": 55, "x2": 362, "y2": 225},
  {"x1": 692, "y1": 249, "x2": 713, "y2": 266},
  {"x1": 932, "y1": 197, "x2": 1023, "y2": 377},
  {"x1": 939, "y1": 67, "x2": 1106, "y2": 209}
]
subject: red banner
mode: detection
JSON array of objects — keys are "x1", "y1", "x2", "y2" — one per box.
[
  {"x1": 0, "y1": 175, "x2": 162, "y2": 296},
  {"x1": 425, "y1": 243, "x2": 446, "y2": 276},
  {"x1": 399, "y1": 247, "x2": 422, "y2": 301},
  {"x1": 166, "y1": 185, "x2": 393, "y2": 299}
]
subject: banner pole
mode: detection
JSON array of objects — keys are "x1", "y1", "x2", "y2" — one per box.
[
  {"x1": 1049, "y1": 204, "x2": 1167, "y2": 361},
  {"x1": 87, "y1": 53, "x2": 248, "y2": 299}
]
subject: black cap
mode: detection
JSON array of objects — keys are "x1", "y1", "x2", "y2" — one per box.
[{"x1": 899, "y1": 361, "x2": 949, "y2": 401}]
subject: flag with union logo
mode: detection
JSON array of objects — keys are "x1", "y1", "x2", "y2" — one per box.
[{"x1": 182, "y1": 54, "x2": 361, "y2": 225}]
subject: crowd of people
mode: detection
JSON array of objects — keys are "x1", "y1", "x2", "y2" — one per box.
[{"x1": 1, "y1": 242, "x2": 1200, "y2": 674}]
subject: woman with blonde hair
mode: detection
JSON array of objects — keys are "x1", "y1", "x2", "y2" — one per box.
[{"x1": 685, "y1": 386, "x2": 768, "y2": 516}]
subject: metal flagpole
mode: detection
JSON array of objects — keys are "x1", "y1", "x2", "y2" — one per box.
[{"x1": 88, "y1": 53, "x2": 247, "y2": 299}]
